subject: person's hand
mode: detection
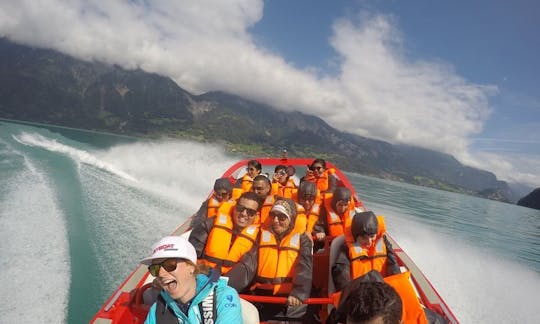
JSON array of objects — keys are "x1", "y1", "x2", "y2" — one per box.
[
  {"x1": 272, "y1": 172, "x2": 280, "y2": 182},
  {"x1": 315, "y1": 232, "x2": 326, "y2": 241},
  {"x1": 287, "y1": 295, "x2": 302, "y2": 307}
]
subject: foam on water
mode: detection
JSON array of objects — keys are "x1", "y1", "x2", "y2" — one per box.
[
  {"x1": 0, "y1": 151, "x2": 70, "y2": 323},
  {"x1": 13, "y1": 132, "x2": 138, "y2": 182}
]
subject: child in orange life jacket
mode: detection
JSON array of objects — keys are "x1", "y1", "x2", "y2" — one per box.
[
  {"x1": 191, "y1": 177, "x2": 233, "y2": 228},
  {"x1": 331, "y1": 211, "x2": 400, "y2": 292}
]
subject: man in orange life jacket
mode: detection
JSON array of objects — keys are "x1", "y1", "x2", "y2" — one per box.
[
  {"x1": 293, "y1": 181, "x2": 325, "y2": 245},
  {"x1": 234, "y1": 159, "x2": 262, "y2": 192},
  {"x1": 320, "y1": 187, "x2": 357, "y2": 238},
  {"x1": 332, "y1": 211, "x2": 400, "y2": 292},
  {"x1": 191, "y1": 177, "x2": 233, "y2": 227},
  {"x1": 188, "y1": 191, "x2": 263, "y2": 275},
  {"x1": 226, "y1": 198, "x2": 313, "y2": 322},
  {"x1": 251, "y1": 174, "x2": 276, "y2": 225}
]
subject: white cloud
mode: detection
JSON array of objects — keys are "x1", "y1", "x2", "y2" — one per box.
[{"x1": 1, "y1": 1, "x2": 537, "y2": 186}]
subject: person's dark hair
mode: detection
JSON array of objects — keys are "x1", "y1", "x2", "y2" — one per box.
[
  {"x1": 213, "y1": 178, "x2": 233, "y2": 193},
  {"x1": 253, "y1": 174, "x2": 271, "y2": 186},
  {"x1": 298, "y1": 181, "x2": 317, "y2": 199},
  {"x1": 331, "y1": 187, "x2": 351, "y2": 209},
  {"x1": 351, "y1": 211, "x2": 378, "y2": 238},
  {"x1": 344, "y1": 281, "x2": 402, "y2": 324},
  {"x1": 310, "y1": 158, "x2": 327, "y2": 170},
  {"x1": 274, "y1": 164, "x2": 287, "y2": 173},
  {"x1": 238, "y1": 191, "x2": 263, "y2": 210},
  {"x1": 247, "y1": 159, "x2": 262, "y2": 171}
]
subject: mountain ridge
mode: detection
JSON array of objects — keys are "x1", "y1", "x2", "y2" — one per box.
[{"x1": 0, "y1": 38, "x2": 522, "y2": 202}]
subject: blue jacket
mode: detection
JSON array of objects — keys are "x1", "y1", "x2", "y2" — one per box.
[{"x1": 145, "y1": 271, "x2": 243, "y2": 324}]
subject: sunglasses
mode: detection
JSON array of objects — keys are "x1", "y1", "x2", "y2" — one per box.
[
  {"x1": 148, "y1": 258, "x2": 181, "y2": 277},
  {"x1": 311, "y1": 166, "x2": 323, "y2": 171},
  {"x1": 235, "y1": 205, "x2": 258, "y2": 217},
  {"x1": 246, "y1": 167, "x2": 258, "y2": 172},
  {"x1": 271, "y1": 212, "x2": 289, "y2": 222},
  {"x1": 276, "y1": 170, "x2": 287, "y2": 176}
]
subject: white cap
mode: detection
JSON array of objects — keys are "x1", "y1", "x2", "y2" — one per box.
[
  {"x1": 270, "y1": 204, "x2": 291, "y2": 220},
  {"x1": 140, "y1": 236, "x2": 197, "y2": 265}
]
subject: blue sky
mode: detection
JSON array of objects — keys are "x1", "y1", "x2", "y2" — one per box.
[{"x1": 1, "y1": 0, "x2": 539, "y2": 187}]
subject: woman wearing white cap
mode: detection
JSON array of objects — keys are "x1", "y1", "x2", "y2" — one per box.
[
  {"x1": 141, "y1": 236, "x2": 243, "y2": 323},
  {"x1": 226, "y1": 198, "x2": 314, "y2": 322}
]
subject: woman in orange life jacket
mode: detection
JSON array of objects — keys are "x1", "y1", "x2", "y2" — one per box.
[
  {"x1": 332, "y1": 211, "x2": 400, "y2": 292},
  {"x1": 188, "y1": 191, "x2": 263, "y2": 275},
  {"x1": 271, "y1": 164, "x2": 297, "y2": 198},
  {"x1": 234, "y1": 159, "x2": 262, "y2": 192},
  {"x1": 226, "y1": 198, "x2": 314, "y2": 323},
  {"x1": 319, "y1": 187, "x2": 357, "y2": 238},
  {"x1": 333, "y1": 212, "x2": 439, "y2": 324},
  {"x1": 191, "y1": 178, "x2": 233, "y2": 228},
  {"x1": 303, "y1": 158, "x2": 338, "y2": 193}
]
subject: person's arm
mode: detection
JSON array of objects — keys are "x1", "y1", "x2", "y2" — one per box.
[
  {"x1": 289, "y1": 233, "x2": 313, "y2": 301},
  {"x1": 327, "y1": 173, "x2": 338, "y2": 193},
  {"x1": 225, "y1": 245, "x2": 258, "y2": 293},
  {"x1": 383, "y1": 235, "x2": 401, "y2": 276},
  {"x1": 331, "y1": 245, "x2": 351, "y2": 292},
  {"x1": 215, "y1": 285, "x2": 243, "y2": 324},
  {"x1": 188, "y1": 216, "x2": 213, "y2": 258},
  {"x1": 190, "y1": 200, "x2": 209, "y2": 228}
]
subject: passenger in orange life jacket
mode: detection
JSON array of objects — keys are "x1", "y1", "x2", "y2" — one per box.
[
  {"x1": 294, "y1": 181, "x2": 325, "y2": 241},
  {"x1": 191, "y1": 178, "x2": 233, "y2": 228},
  {"x1": 226, "y1": 198, "x2": 313, "y2": 322},
  {"x1": 188, "y1": 191, "x2": 263, "y2": 275},
  {"x1": 327, "y1": 273, "x2": 403, "y2": 324},
  {"x1": 320, "y1": 187, "x2": 357, "y2": 238},
  {"x1": 234, "y1": 159, "x2": 262, "y2": 192},
  {"x1": 332, "y1": 211, "x2": 400, "y2": 292},
  {"x1": 251, "y1": 174, "x2": 276, "y2": 225},
  {"x1": 271, "y1": 164, "x2": 297, "y2": 198},
  {"x1": 303, "y1": 158, "x2": 338, "y2": 193}
]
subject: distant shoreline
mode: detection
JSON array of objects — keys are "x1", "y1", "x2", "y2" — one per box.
[{"x1": 0, "y1": 117, "x2": 144, "y2": 140}]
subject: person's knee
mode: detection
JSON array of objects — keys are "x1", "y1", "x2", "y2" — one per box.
[{"x1": 240, "y1": 298, "x2": 260, "y2": 324}]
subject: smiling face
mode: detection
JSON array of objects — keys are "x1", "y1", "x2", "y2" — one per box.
[
  {"x1": 233, "y1": 197, "x2": 259, "y2": 229},
  {"x1": 335, "y1": 199, "x2": 350, "y2": 215},
  {"x1": 311, "y1": 163, "x2": 325, "y2": 177},
  {"x1": 152, "y1": 258, "x2": 197, "y2": 303}
]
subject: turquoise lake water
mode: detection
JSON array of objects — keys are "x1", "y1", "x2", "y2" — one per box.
[{"x1": 1, "y1": 121, "x2": 539, "y2": 323}]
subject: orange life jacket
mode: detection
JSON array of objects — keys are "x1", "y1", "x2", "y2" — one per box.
[
  {"x1": 202, "y1": 202, "x2": 260, "y2": 274},
  {"x1": 240, "y1": 174, "x2": 254, "y2": 192},
  {"x1": 384, "y1": 271, "x2": 428, "y2": 324},
  {"x1": 331, "y1": 271, "x2": 428, "y2": 324},
  {"x1": 346, "y1": 216, "x2": 389, "y2": 278},
  {"x1": 323, "y1": 193, "x2": 356, "y2": 237},
  {"x1": 304, "y1": 168, "x2": 336, "y2": 192},
  {"x1": 206, "y1": 196, "x2": 224, "y2": 218},
  {"x1": 259, "y1": 195, "x2": 276, "y2": 225},
  {"x1": 251, "y1": 229, "x2": 301, "y2": 295},
  {"x1": 292, "y1": 203, "x2": 308, "y2": 233},
  {"x1": 291, "y1": 189, "x2": 323, "y2": 234},
  {"x1": 271, "y1": 178, "x2": 296, "y2": 198}
]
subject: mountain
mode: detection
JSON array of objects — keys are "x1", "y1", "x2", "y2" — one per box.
[
  {"x1": 0, "y1": 38, "x2": 516, "y2": 202},
  {"x1": 517, "y1": 188, "x2": 540, "y2": 210}
]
